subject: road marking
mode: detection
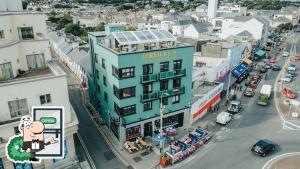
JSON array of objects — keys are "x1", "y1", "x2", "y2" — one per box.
[
  {"x1": 262, "y1": 152, "x2": 300, "y2": 169},
  {"x1": 77, "y1": 133, "x2": 97, "y2": 169}
]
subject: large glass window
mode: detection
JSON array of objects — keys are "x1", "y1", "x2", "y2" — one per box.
[
  {"x1": 143, "y1": 84, "x2": 152, "y2": 94},
  {"x1": 113, "y1": 86, "x2": 135, "y2": 99},
  {"x1": 143, "y1": 101, "x2": 152, "y2": 111},
  {"x1": 174, "y1": 60, "x2": 182, "y2": 70},
  {"x1": 26, "y1": 53, "x2": 46, "y2": 70},
  {"x1": 14, "y1": 163, "x2": 32, "y2": 169},
  {"x1": 0, "y1": 62, "x2": 13, "y2": 80},
  {"x1": 8, "y1": 99, "x2": 28, "y2": 118},
  {"x1": 18, "y1": 27, "x2": 34, "y2": 40},
  {"x1": 172, "y1": 95, "x2": 180, "y2": 104},
  {"x1": 160, "y1": 80, "x2": 168, "y2": 90},
  {"x1": 102, "y1": 58, "x2": 106, "y2": 69},
  {"x1": 0, "y1": 30, "x2": 4, "y2": 39},
  {"x1": 173, "y1": 78, "x2": 181, "y2": 88},
  {"x1": 162, "y1": 97, "x2": 168, "y2": 106},
  {"x1": 160, "y1": 62, "x2": 169, "y2": 72},
  {"x1": 121, "y1": 104, "x2": 136, "y2": 116},
  {"x1": 112, "y1": 66, "x2": 135, "y2": 79},
  {"x1": 143, "y1": 64, "x2": 153, "y2": 75}
]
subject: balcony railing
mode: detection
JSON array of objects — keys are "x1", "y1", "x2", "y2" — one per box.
[
  {"x1": 159, "y1": 86, "x2": 185, "y2": 97},
  {"x1": 141, "y1": 92, "x2": 158, "y2": 102},
  {"x1": 141, "y1": 74, "x2": 158, "y2": 83},
  {"x1": 159, "y1": 69, "x2": 186, "y2": 80}
]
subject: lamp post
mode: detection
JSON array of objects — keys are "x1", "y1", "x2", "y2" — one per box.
[{"x1": 159, "y1": 92, "x2": 170, "y2": 154}]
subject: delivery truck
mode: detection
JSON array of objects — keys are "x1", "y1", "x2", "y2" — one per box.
[{"x1": 258, "y1": 85, "x2": 272, "y2": 106}]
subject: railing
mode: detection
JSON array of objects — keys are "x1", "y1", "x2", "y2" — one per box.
[
  {"x1": 141, "y1": 92, "x2": 158, "y2": 102},
  {"x1": 172, "y1": 86, "x2": 185, "y2": 95},
  {"x1": 159, "y1": 86, "x2": 185, "y2": 97},
  {"x1": 159, "y1": 69, "x2": 186, "y2": 80},
  {"x1": 141, "y1": 74, "x2": 158, "y2": 83}
]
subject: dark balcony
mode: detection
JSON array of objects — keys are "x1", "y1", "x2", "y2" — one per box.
[
  {"x1": 141, "y1": 74, "x2": 158, "y2": 83},
  {"x1": 159, "y1": 86, "x2": 185, "y2": 97},
  {"x1": 172, "y1": 86, "x2": 185, "y2": 95}
]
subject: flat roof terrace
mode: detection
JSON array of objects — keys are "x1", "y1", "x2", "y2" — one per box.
[{"x1": 191, "y1": 81, "x2": 218, "y2": 104}]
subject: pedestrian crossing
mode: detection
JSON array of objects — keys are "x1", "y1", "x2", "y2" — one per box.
[{"x1": 282, "y1": 121, "x2": 300, "y2": 130}]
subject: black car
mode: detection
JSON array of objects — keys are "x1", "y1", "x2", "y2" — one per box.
[
  {"x1": 272, "y1": 65, "x2": 281, "y2": 71},
  {"x1": 264, "y1": 63, "x2": 272, "y2": 69},
  {"x1": 260, "y1": 67, "x2": 268, "y2": 73},
  {"x1": 251, "y1": 140, "x2": 275, "y2": 157}
]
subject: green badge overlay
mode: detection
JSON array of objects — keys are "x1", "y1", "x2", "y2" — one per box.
[
  {"x1": 6, "y1": 136, "x2": 31, "y2": 162},
  {"x1": 40, "y1": 117, "x2": 56, "y2": 124}
]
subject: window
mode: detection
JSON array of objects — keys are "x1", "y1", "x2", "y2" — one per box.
[
  {"x1": 103, "y1": 76, "x2": 107, "y2": 86},
  {"x1": 0, "y1": 30, "x2": 4, "y2": 39},
  {"x1": 160, "y1": 80, "x2": 168, "y2": 90},
  {"x1": 114, "y1": 102, "x2": 120, "y2": 115},
  {"x1": 96, "y1": 69, "x2": 99, "y2": 79},
  {"x1": 143, "y1": 64, "x2": 153, "y2": 75},
  {"x1": 113, "y1": 86, "x2": 135, "y2": 99},
  {"x1": 104, "y1": 92, "x2": 108, "y2": 102},
  {"x1": 172, "y1": 95, "x2": 180, "y2": 104},
  {"x1": 160, "y1": 62, "x2": 169, "y2": 72},
  {"x1": 173, "y1": 78, "x2": 181, "y2": 88},
  {"x1": 174, "y1": 60, "x2": 182, "y2": 70},
  {"x1": 162, "y1": 97, "x2": 168, "y2": 106},
  {"x1": 94, "y1": 53, "x2": 98, "y2": 63},
  {"x1": 143, "y1": 84, "x2": 152, "y2": 94},
  {"x1": 18, "y1": 27, "x2": 34, "y2": 40},
  {"x1": 144, "y1": 101, "x2": 152, "y2": 111},
  {"x1": 26, "y1": 53, "x2": 46, "y2": 70},
  {"x1": 121, "y1": 104, "x2": 136, "y2": 116},
  {"x1": 14, "y1": 126, "x2": 20, "y2": 135},
  {"x1": 8, "y1": 99, "x2": 28, "y2": 118},
  {"x1": 102, "y1": 58, "x2": 105, "y2": 69},
  {"x1": 120, "y1": 67, "x2": 135, "y2": 78},
  {"x1": 40, "y1": 94, "x2": 51, "y2": 105},
  {"x1": 0, "y1": 62, "x2": 13, "y2": 80},
  {"x1": 112, "y1": 66, "x2": 135, "y2": 79}
]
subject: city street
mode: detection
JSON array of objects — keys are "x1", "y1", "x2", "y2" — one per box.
[
  {"x1": 168, "y1": 34, "x2": 300, "y2": 169},
  {"x1": 57, "y1": 61, "x2": 126, "y2": 169}
]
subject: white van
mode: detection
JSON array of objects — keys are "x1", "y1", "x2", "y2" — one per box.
[{"x1": 216, "y1": 112, "x2": 232, "y2": 125}]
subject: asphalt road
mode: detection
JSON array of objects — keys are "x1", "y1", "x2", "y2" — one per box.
[
  {"x1": 169, "y1": 34, "x2": 300, "y2": 169},
  {"x1": 56, "y1": 60, "x2": 126, "y2": 169}
]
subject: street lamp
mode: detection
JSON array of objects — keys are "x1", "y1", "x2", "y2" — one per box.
[{"x1": 159, "y1": 92, "x2": 170, "y2": 153}]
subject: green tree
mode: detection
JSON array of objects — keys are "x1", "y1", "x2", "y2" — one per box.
[
  {"x1": 65, "y1": 23, "x2": 83, "y2": 36},
  {"x1": 56, "y1": 14, "x2": 73, "y2": 30}
]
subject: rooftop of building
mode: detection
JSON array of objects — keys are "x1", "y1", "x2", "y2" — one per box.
[
  {"x1": 191, "y1": 81, "x2": 219, "y2": 104},
  {"x1": 0, "y1": 61, "x2": 65, "y2": 86},
  {"x1": 90, "y1": 29, "x2": 192, "y2": 54},
  {"x1": 0, "y1": 10, "x2": 45, "y2": 16}
]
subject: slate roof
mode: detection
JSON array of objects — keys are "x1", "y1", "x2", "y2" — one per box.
[
  {"x1": 273, "y1": 16, "x2": 290, "y2": 22},
  {"x1": 68, "y1": 47, "x2": 89, "y2": 71},
  {"x1": 190, "y1": 21, "x2": 212, "y2": 33},
  {"x1": 237, "y1": 30, "x2": 253, "y2": 37}
]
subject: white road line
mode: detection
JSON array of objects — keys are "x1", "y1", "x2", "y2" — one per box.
[
  {"x1": 284, "y1": 120, "x2": 300, "y2": 129},
  {"x1": 261, "y1": 152, "x2": 300, "y2": 169}
]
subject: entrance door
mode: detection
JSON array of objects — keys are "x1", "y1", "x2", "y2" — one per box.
[{"x1": 144, "y1": 122, "x2": 153, "y2": 137}]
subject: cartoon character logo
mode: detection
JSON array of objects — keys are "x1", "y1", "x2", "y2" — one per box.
[{"x1": 6, "y1": 107, "x2": 64, "y2": 163}]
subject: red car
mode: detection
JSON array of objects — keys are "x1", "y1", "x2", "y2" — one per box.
[
  {"x1": 282, "y1": 88, "x2": 296, "y2": 99},
  {"x1": 265, "y1": 47, "x2": 271, "y2": 51},
  {"x1": 292, "y1": 55, "x2": 300, "y2": 61},
  {"x1": 269, "y1": 58, "x2": 277, "y2": 64}
]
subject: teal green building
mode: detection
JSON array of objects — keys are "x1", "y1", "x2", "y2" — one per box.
[{"x1": 88, "y1": 25, "x2": 194, "y2": 143}]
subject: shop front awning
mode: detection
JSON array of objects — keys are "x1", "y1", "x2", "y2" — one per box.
[
  {"x1": 231, "y1": 63, "x2": 249, "y2": 78},
  {"x1": 255, "y1": 50, "x2": 265, "y2": 57},
  {"x1": 243, "y1": 58, "x2": 252, "y2": 65}
]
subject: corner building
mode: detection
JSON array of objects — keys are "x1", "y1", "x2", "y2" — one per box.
[{"x1": 88, "y1": 26, "x2": 194, "y2": 143}]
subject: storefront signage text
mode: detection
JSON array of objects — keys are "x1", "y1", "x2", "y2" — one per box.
[{"x1": 142, "y1": 50, "x2": 176, "y2": 60}]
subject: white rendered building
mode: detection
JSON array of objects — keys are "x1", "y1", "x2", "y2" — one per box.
[{"x1": 0, "y1": 0, "x2": 79, "y2": 168}]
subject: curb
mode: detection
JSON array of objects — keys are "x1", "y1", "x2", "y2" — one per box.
[{"x1": 261, "y1": 152, "x2": 300, "y2": 169}]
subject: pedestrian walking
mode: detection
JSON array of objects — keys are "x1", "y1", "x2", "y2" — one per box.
[{"x1": 216, "y1": 104, "x2": 219, "y2": 111}]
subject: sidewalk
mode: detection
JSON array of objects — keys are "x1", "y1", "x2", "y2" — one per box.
[{"x1": 262, "y1": 153, "x2": 300, "y2": 169}]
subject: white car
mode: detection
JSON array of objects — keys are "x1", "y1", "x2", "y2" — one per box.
[
  {"x1": 281, "y1": 51, "x2": 289, "y2": 57},
  {"x1": 281, "y1": 76, "x2": 292, "y2": 82}
]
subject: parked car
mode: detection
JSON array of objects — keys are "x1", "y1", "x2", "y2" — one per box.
[
  {"x1": 260, "y1": 67, "x2": 268, "y2": 73},
  {"x1": 269, "y1": 58, "x2": 277, "y2": 64},
  {"x1": 281, "y1": 51, "x2": 289, "y2": 57},
  {"x1": 264, "y1": 47, "x2": 271, "y2": 51},
  {"x1": 287, "y1": 71, "x2": 296, "y2": 78},
  {"x1": 216, "y1": 112, "x2": 232, "y2": 125},
  {"x1": 272, "y1": 65, "x2": 281, "y2": 71},
  {"x1": 264, "y1": 63, "x2": 272, "y2": 69},
  {"x1": 244, "y1": 87, "x2": 255, "y2": 97},
  {"x1": 281, "y1": 75, "x2": 293, "y2": 82},
  {"x1": 227, "y1": 100, "x2": 242, "y2": 114},
  {"x1": 251, "y1": 140, "x2": 275, "y2": 157},
  {"x1": 292, "y1": 55, "x2": 300, "y2": 61},
  {"x1": 282, "y1": 87, "x2": 296, "y2": 99}
]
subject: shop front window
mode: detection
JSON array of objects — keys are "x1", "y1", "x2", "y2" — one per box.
[{"x1": 126, "y1": 125, "x2": 141, "y2": 141}]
